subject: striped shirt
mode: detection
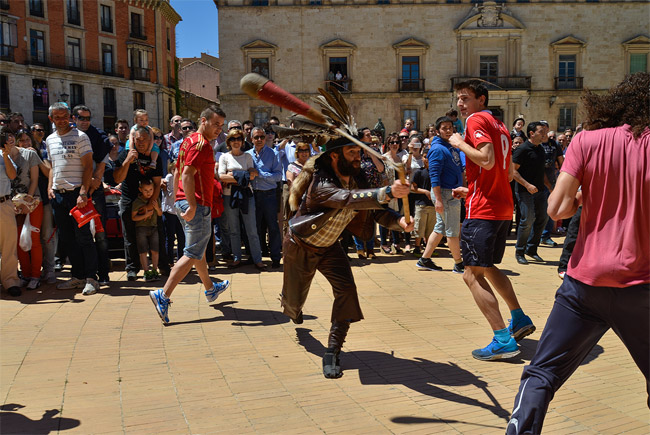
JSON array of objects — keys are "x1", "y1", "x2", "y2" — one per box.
[{"x1": 46, "y1": 128, "x2": 92, "y2": 190}]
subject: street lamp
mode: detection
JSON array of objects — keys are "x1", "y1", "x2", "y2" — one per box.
[{"x1": 424, "y1": 96, "x2": 430, "y2": 110}]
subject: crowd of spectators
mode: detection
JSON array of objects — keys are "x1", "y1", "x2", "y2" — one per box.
[{"x1": 0, "y1": 105, "x2": 576, "y2": 297}]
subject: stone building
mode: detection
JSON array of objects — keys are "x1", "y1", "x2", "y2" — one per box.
[
  {"x1": 215, "y1": 0, "x2": 649, "y2": 133},
  {"x1": 0, "y1": 0, "x2": 181, "y2": 133},
  {"x1": 178, "y1": 53, "x2": 221, "y2": 103}
]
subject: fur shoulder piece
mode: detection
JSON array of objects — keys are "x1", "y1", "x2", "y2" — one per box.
[{"x1": 288, "y1": 155, "x2": 318, "y2": 212}]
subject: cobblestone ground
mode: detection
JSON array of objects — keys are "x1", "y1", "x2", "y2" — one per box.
[{"x1": 2, "y1": 237, "x2": 648, "y2": 434}]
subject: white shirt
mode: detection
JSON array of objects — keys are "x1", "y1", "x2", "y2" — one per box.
[
  {"x1": 46, "y1": 128, "x2": 92, "y2": 190},
  {"x1": 218, "y1": 152, "x2": 254, "y2": 196}
]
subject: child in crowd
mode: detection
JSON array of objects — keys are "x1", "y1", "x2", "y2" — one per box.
[
  {"x1": 126, "y1": 109, "x2": 158, "y2": 169},
  {"x1": 161, "y1": 160, "x2": 184, "y2": 268},
  {"x1": 131, "y1": 178, "x2": 162, "y2": 281}
]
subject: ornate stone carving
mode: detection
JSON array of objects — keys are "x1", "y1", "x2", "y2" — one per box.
[{"x1": 477, "y1": 1, "x2": 503, "y2": 28}]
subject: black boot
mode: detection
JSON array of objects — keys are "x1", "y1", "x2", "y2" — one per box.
[{"x1": 323, "y1": 320, "x2": 350, "y2": 379}]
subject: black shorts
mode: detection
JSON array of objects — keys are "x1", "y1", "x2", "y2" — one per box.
[{"x1": 461, "y1": 219, "x2": 510, "y2": 267}]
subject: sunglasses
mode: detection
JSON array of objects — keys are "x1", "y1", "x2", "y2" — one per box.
[
  {"x1": 154, "y1": 136, "x2": 162, "y2": 140},
  {"x1": 32, "y1": 128, "x2": 44, "y2": 132},
  {"x1": 181, "y1": 126, "x2": 192, "y2": 131},
  {"x1": 399, "y1": 136, "x2": 408, "y2": 140},
  {"x1": 388, "y1": 141, "x2": 400, "y2": 145},
  {"x1": 297, "y1": 149, "x2": 310, "y2": 153},
  {"x1": 76, "y1": 116, "x2": 91, "y2": 121},
  {"x1": 228, "y1": 126, "x2": 242, "y2": 131},
  {"x1": 0, "y1": 119, "x2": 7, "y2": 124},
  {"x1": 172, "y1": 119, "x2": 181, "y2": 123},
  {"x1": 253, "y1": 135, "x2": 265, "y2": 140},
  {"x1": 228, "y1": 137, "x2": 243, "y2": 142}
]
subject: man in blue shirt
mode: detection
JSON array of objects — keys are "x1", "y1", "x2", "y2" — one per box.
[
  {"x1": 416, "y1": 116, "x2": 465, "y2": 273},
  {"x1": 248, "y1": 127, "x2": 283, "y2": 268}
]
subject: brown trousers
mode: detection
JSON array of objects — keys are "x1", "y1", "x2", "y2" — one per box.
[{"x1": 281, "y1": 231, "x2": 363, "y2": 323}]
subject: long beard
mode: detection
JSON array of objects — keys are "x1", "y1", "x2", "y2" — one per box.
[{"x1": 337, "y1": 157, "x2": 361, "y2": 176}]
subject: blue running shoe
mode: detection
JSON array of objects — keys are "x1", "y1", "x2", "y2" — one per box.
[
  {"x1": 205, "y1": 279, "x2": 230, "y2": 303},
  {"x1": 150, "y1": 289, "x2": 171, "y2": 324},
  {"x1": 508, "y1": 315, "x2": 536, "y2": 342},
  {"x1": 472, "y1": 337, "x2": 520, "y2": 361}
]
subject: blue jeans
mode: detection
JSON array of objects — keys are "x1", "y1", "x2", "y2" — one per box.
[
  {"x1": 541, "y1": 188, "x2": 555, "y2": 240},
  {"x1": 175, "y1": 200, "x2": 212, "y2": 260},
  {"x1": 515, "y1": 189, "x2": 549, "y2": 256},
  {"x1": 223, "y1": 195, "x2": 262, "y2": 264},
  {"x1": 53, "y1": 190, "x2": 98, "y2": 280},
  {"x1": 254, "y1": 189, "x2": 282, "y2": 262}
]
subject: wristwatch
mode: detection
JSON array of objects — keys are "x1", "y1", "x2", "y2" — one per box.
[
  {"x1": 79, "y1": 193, "x2": 88, "y2": 199},
  {"x1": 385, "y1": 185, "x2": 394, "y2": 200}
]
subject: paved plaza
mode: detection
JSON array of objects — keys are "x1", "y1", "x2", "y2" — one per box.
[{"x1": 1, "y1": 237, "x2": 648, "y2": 434}]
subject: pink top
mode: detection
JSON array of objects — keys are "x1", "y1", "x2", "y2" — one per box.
[{"x1": 562, "y1": 125, "x2": 650, "y2": 287}]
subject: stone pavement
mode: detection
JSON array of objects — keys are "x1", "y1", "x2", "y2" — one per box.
[{"x1": 1, "y1": 238, "x2": 648, "y2": 434}]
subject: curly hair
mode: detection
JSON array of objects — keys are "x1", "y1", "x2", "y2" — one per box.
[{"x1": 582, "y1": 72, "x2": 650, "y2": 139}]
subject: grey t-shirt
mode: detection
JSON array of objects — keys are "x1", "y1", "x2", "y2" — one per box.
[{"x1": 11, "y1": 147, "x2": 43, "y2": 199}]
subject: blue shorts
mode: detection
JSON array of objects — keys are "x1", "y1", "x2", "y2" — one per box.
[
  {"x1": 460, "y1": 219, "x2": 510, "y2": 267},
  {"x1": 175, "y1": 199, "x2": 212, "y2": 260},
  {"x1": 433, "y1": 188, "x2": 461, "y2": 237}
]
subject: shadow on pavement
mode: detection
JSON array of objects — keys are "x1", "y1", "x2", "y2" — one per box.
[
  {"x1": 390, "y1": 416, "x2": 503, "y2": 430},
  {"x1": 295, "y1": 328, "x2": 511, "y2": 423},
  {"x1": 169, "y1": 301, "x2": 317, "y2": 326},
  {"x1": 0, "y1": 404, "x2": 80, "y2": 434}
]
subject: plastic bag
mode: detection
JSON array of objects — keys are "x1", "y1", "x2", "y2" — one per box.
[{"x1": 19, "y1": 213, "x2": 33, "y2": 251}]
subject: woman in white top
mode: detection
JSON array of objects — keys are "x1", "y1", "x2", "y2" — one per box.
[{"x1": 217, "y1": 129, "x2": 265, "y2": 270}]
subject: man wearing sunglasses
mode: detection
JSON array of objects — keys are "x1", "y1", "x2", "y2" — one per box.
[
  {"x1": 72, "y1": 105, "x2": 116, "y2": 285},
  {"x1": 170, "y1": 118, "x2": 195, "y2": 160},
  {"x1": 247, "y1": 127, "x2": 283, "y2": 268}
]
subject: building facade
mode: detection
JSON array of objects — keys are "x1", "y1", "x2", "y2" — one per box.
[
  {"x1": 0, "y1": 0, "x2": 181, "y2": 133},
  {"x1": 215, "y1": 0, "x2": 649, "y2": 133}
]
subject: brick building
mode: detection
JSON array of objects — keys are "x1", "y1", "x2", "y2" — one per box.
[
  {"x1": 215, "y1": 0, "x2": 649, "y2": 133},
  {"x1": 0, "y1": 0, "x2": 181, "y2": 133}
]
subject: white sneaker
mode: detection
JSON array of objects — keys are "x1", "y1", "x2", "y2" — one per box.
[
  {"x1": 82, "y1": 278, "x2": 99, "y2": 295},
  {"x1": 27, "y1": 278, "x2": 41, "y2": 290},
  {"x1": 57, "y1": 278, "x2": 85, "y2": 290},
  {"x1": 558, "y1": 271, "x2": 566, "y2": 280}
]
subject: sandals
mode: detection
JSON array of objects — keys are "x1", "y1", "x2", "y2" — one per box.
[{"x1": 322, "y1": 348, "x2": 343, "y2": 379}]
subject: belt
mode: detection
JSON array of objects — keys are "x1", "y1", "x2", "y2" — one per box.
[
  {"x1": 0, "y1": 194, "x2": 11, "y2": 203},
  {"x1": 54, "y1": 188, "x2": 80, "y2": 194}
]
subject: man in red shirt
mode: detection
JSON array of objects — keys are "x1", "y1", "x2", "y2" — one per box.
[
  {"x1": 449, "y1": 80, "x2": 535, "y2": 361},
  {"x1": 150, "y1": 105, "x2": 229, "y2": 324},
  {"x1": 507, "y1": 73, "x2": 650, "y2": 434}
]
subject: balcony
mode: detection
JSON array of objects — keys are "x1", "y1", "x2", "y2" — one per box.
[
  {"x1": 0, "y1": 0, "x2": 10, "y2": 10},
  {"x1": 130, "y1": 67, "x2": 151, "y2": 82},
  {"x1": 0, "y1": 45, "x2": 15, "y2": 62},
  {"x1": 325, "y1": 79, "x2": 352, "y2": 93},
  {"x1": 129, "y1": 25, "x2": 147, "y2": 40},
  {"x1": 23, "y1": 50, "x2": 124, "y2": 77},
  {"x1": 555, "y1": 76, "x2": 583, "y2": 90},
  {"x1": 399, "y1": 78, "x2": 425, "y2": 92},
  {"x1": 450, "y1": 76, "x2": 531, "y2": 91}
]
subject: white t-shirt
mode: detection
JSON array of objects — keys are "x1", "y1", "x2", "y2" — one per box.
[
  {"x1": 218, "y1": 152, "x2": 254, "y2": 196},
  {"x1": 46, "y1": 128, "x2": 92, "y2": 190}
]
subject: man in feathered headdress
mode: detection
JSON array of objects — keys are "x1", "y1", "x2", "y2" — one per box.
[{"x1": 281, "y1": 136, "x2": 414, "y2": 379}]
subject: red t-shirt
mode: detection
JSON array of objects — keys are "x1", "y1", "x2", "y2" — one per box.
[
  {"x1": 562, "y1": 125, "x2": 650, "y2": 288},
  {"x1": 176, "y1": 132, "x2": 215, "y2": 208},
  {"x1": 463, "y1": 111, "x2": 514, "y2": 220}
]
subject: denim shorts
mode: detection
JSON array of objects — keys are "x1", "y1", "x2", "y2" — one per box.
[
  {"x1": 433, "y1": 188, "x2": 461, "y2": 237},
  {"x1": 175, "y1": 199, "x2": 212, "y2": 260}
]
